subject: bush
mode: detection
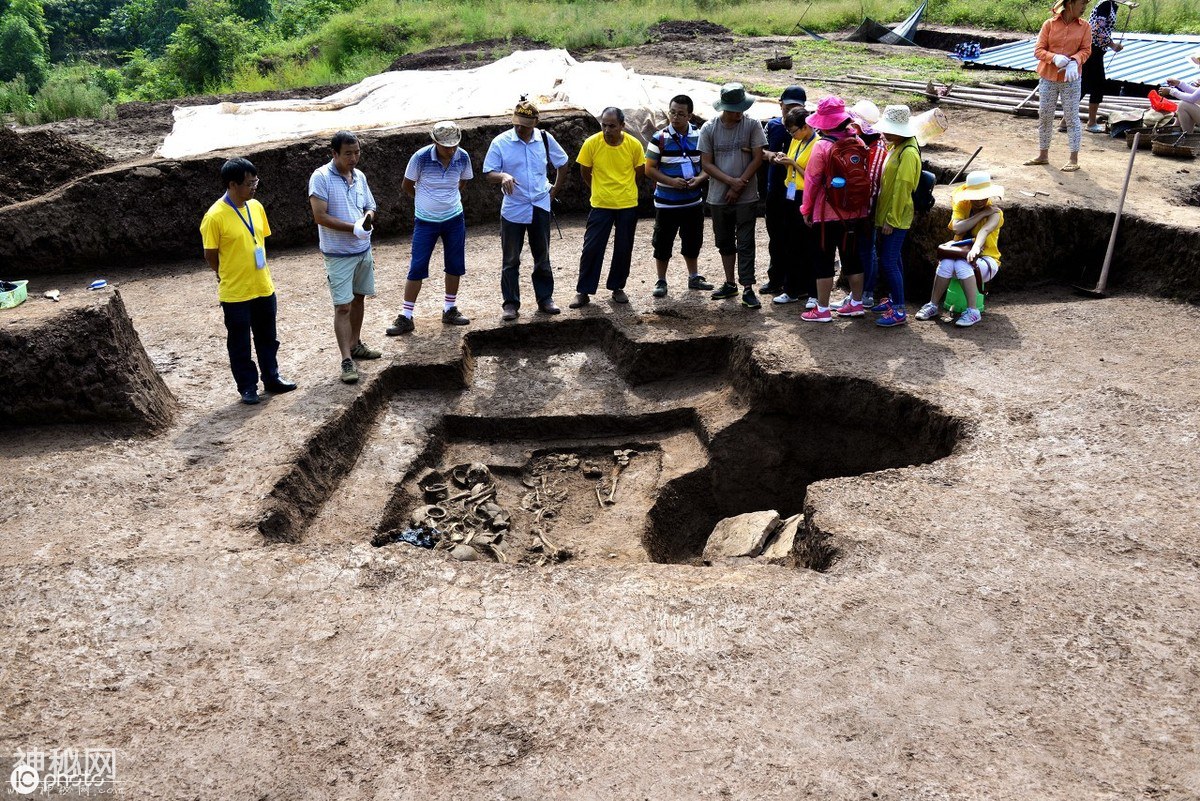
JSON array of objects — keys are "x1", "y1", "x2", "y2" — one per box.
[
  {"x1": 0, "y1": 74, "x2": 32, "y2": 113},
  {"x1": 0, "y1": 12, "x2": 48, "y2": 91},
  {"x1": 15, "y1": 77, "x2": 115, "y2": 124},
  {"x1": 162, "y1": 0, "x2": 258, "y2": 92}
]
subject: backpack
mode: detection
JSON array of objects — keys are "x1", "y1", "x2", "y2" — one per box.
[
  {"x1": 821, "y1": 134, "x2": 872, "y2": 218},
  {"x1": 907, "y1": 142, "x2": 936, "y2": 214}
]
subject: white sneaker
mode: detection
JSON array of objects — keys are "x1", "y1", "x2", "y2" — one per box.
[
  {"x1": 915, "y1": 302, "x2": 940, "y2": 321},
  {"x1": 955, "y1": 307, "x2": 982, "y2": 327},
  {"x1": 773, "y1": 293, "x2": 800, "y2": 304},
  {"x1": 805, "y1": 297, "x2": 818, "y2": 310}
]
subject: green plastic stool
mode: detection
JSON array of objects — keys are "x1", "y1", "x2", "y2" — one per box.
[{"x1": 943, "y1": 277, "x2": 985, "y2": 314}]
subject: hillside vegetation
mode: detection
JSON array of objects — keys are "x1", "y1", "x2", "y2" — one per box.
[{"x1": 1, "y1": 0, "x2": 1196, "y2": 123}]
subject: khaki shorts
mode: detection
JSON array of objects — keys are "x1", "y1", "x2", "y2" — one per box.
[{"x1": 323, "y1": 250, "x2": 375, "y2": 306}]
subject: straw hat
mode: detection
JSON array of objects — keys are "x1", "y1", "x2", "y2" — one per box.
[
  {"x1": 874, "y1": 105, "x2": 918, "y2": 137},
  {"x1": 431, "y1": 120, "x2": 462, "y2": 147},
  {"x1": 913, "y1": 107, "x2": 949, "y2": 145},
  {"x1": 954, "y1": 171, "x2": 1005, "y2": 202}
]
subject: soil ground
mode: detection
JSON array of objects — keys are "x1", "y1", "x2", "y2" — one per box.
[{"x1": 2, "y1": 29, "x2": 1199, "y2": 800}]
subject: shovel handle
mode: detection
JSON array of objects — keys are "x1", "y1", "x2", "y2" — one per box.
[{"x1": 1095, "y1": 131, "x2": 1139, "y2": 294}]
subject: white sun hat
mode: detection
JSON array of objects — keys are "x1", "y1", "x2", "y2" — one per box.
[{"x1": 873, "y1": 104, "x2": 919, "y2": 138}]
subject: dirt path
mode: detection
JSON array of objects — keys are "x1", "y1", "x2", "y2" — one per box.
[{"x1": 1, "y1": 212, "x2": 1198, "y2": 797}]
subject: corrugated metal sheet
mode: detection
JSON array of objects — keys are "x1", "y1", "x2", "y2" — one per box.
[{"x1": 969, "y1": 32, "x2": 1200, "y2": 86}]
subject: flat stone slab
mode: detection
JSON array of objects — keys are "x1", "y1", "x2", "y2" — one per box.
[
  {"x1": 703, "y1": 510, "x2": 780, "y2": 560},
  {"x1": 761, "y1": 513, "x2": 803, "y2": 560}
]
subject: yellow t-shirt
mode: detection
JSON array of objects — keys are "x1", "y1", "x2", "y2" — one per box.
[
  {"x1": 200, "y1": 197, "x2": 274, "y2": 303},
  {"x1": 577, "y1": 131, "x2": 644, "y2": 209},
  {"x1": 786, "y1": 134, "x2": 816, "y2": 191},
  {"x1": 950, "y1": 199, "x2": 1003, "y2": 263}
]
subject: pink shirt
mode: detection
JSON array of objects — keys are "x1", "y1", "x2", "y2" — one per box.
[{"x1": 799, "y1": 131, "x2": 873, "y2": 223}]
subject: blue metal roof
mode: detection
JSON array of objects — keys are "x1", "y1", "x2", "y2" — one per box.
[{"x1": 969, "y1": 32, "x2": 1200, "y2": 86}]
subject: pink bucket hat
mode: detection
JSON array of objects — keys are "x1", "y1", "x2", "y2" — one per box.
[{"x1": 806, "y1": 96, "x2": 851, "y2": 131}]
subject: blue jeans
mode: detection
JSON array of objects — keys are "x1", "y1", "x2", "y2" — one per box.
[
  {"x1": 878, "y1": 228, "x2": 907, "y2": 308},
  {"x1": 500, "y1": 207, "x2": 554, "y2": 309},
  {"x1": 408, "y1": 214, "x2": 466, "y2": 281},
  {"x1": 858, "y1": 226, "x2": 880, "y2": 297},
  {"x1": 576, "y1": 206, "x2": 638, "y2": 294},
  {"x1": 221, "y1": 293, "x2": 279, "y2": 393}
]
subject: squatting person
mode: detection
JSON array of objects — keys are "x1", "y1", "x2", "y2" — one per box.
[
  {"x1": 387, "y1": 120, "x2": 474, "y2": 335},
  {"x1": 570, "y1": 106, "x2": 646, "y2": 308},
  {"x1": 201, "y1": 157, "x2": 296, "y2": 405},
  {"x1": 308, "y1": 131, "x2": 383, "y2": 386},
  {"x1": 482, "y1": 97, "x2": 569, "y2": 320}
]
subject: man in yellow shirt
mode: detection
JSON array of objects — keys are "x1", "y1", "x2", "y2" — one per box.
[
  {"x1": 200, "y1": 157, "x2": 296, "y2": 405},
  {"x1": 569, "y1": 107, "x2": 646, "y2": 308}
]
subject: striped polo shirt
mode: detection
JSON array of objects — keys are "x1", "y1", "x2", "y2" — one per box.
[
  {"x1": 404, "y1": 144, "x2": 474, "y2": 223},
  {"x1": 646, "y1": 123, "x2": 703, "y2": 209},
  {"x1": 308, "y1": 161, "x2": 376, "y2": 256}
]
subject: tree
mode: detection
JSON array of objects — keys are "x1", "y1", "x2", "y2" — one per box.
[
  {"x1": 162, "y1": 0, "x2": 256, "y2": 92},
  {"x1": 97, "y1": 0, "x2": 187, "y2": 56},
  {"x1": 0, "y1": 12, "x2": 48, "y2": 91}
]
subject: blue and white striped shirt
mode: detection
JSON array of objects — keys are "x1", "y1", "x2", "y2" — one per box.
[
  {"x1": 404, "y1": 145, "x2": 474, "y2": 223},
  {"x1": 308, "y1": 161, "x2": 376, "y2": 256},
  {"x1": 646, "y1": 123, "x2": 703, "y2": 209}
]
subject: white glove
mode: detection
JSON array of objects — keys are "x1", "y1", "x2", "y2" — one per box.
[
  {"x1": 1052, "y1": 54, "x2": 1070, "y2": 68},
  {"x1": 1065, "y1": 61, "x2": 1080, "y2": 82},
  {"x1": 353, "y1": 218, "x2": 372, "y2": 240}
]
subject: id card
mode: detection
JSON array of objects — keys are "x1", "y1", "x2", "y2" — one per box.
[
  {"x1": 785, "y1": 183, "x2": 797, "y2": 201},
  {"x1": 680, "y1": 159, "x2": 695, "y2": 180},
  {"x1": 254, "y1": 246, "x2": 266, "y2": 269}
]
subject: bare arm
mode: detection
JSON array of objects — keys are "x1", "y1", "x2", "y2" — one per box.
[
  {"x1": 701, "y1": 152, "x2": 736, "y2": 187},
  {"x1": 204, "y1": 248, "x2": 220, "y2": 277},
  {"x1": 579, "y1": 164, "x2": 593, "y2": 190},
  {"x1": 550, "y1": 164, "x2": 567, "y2": 200},
  {"x1": 485, "y1": 171, "x2": 518, "y2": 195},
  {"x1": 967, "y1": 211, "x2": 1002, "y2": 263},
  {"x1": 309, "y1": 196, "x2": 357, "y2": 232},
  {"x1": 401, "y1": 177, "x2": 417, "y2": 198},
  {"x1": 951, "y1": 207, "x2": 999, "y2": 235}
]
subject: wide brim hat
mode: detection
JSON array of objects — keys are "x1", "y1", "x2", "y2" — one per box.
[
  {"x1": 713, "y1": 83, "x2": 754, "y2": 113},
  {"x1": 806, "y1": 96, "x2": 850, "y2": 130},
  {"x1": 849, "y1": 99, "x2": 881, "y2": 125},
  {"x1": 954, "y1": 171, "x2": 1005, "y2": 201},
  {"x1": 431, "y1": 120, "x2": 462, "y2": 147},
  {"x1": 874, "y1": 104, "x2": 919, "y2": 138}
]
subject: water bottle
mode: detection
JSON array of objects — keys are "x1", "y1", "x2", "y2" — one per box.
[{"x1": 831, "y1": 177, "x2": 846, "y2": 189}]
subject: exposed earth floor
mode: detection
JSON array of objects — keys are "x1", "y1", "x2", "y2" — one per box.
[{"x1": 3, "y1": 30, "x2": 1200, "y2": 801}]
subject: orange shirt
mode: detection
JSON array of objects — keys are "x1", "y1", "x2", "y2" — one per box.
[{"x1": 1034, "y1": 15, "x2": 1092, "y2": 81}]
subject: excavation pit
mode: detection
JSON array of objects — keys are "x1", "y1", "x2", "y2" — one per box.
[{"x1": 262, "y1": 320, "x2": 962, "y2": 569}]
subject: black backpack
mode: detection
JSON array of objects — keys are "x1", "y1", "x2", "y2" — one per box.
[{"x1": 907, "y1": 142, "x2": 936, "y2": 214}]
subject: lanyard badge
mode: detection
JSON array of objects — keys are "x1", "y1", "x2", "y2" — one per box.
[{"x1": 225, "y1": 194, "x2": 266, "y2": 269}]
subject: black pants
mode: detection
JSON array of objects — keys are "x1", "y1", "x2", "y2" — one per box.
[
  {"x1": 651, "y1": 204, "x2": 703, "y2": 261},
  {"x1": 1081, "y1": 50, "x2": 1108, "y2": 106},
  {"x1": 783, "y1": 197, "x2": 817, "y2": 298},
  {"x1": 576, "y1": 206, "x2": 638, "y2": 294},
  {"x1": 500, "y1": 207, "x2": 555, "y2": 308},
  {"x1": 221, "y1": 293, "x2": 279, "y2": 393},
  {"x1": 809, "y1": 219, "x2": 864, "y2": 280},
  {"x1": 764, "y1": 192, "x2": 791, "y2": 289}
]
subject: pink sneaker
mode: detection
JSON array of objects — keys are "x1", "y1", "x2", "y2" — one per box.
[
  {"x1": 833, "y1": 297, "x2": 865, "y2": 317},
  {"x1": 801, "y1": 306, "x2": 832, "y2": 323}
]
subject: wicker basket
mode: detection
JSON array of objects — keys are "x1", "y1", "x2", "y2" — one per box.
[
  {"x1": 1151, "y1": 133, "x2": 1200, "y2": 158},
  {"x1": 765, "y1": 55, "x2": 793, "y2": 71}
]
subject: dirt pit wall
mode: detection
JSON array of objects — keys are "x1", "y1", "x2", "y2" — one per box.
[
  {"x1": 0, "y1": 290, "x2": 175, "y2": 429},
  {"x1": 0, "y1": 112, "x2": 600, "y2": 275}
]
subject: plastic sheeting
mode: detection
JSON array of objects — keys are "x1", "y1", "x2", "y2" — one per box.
[{"x1": 158, "y1": 49, "x2": 781, "y2": 159}]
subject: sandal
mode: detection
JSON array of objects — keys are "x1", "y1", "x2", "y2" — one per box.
[
  {"x1": 1023, "y1": 158, "x2": 1050, "y2": 166},
  {"x1": 1060, "y1": 163, "x2": 1081, "y2": 172}
]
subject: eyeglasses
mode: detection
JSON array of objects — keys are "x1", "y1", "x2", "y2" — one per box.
[
  {"x1": 667, "y1": 109, "x2": 691, "y2": 118},
  {"x1": 242, "y1": 177, "x2": 260, "y2": 188}
]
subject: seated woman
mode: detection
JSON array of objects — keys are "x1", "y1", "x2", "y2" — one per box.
[
  {"x1": 914, "y1": 171, "x2": 1004, "y2": 328},
  {"x1": 1165, "y1": 51, "x2": 1200, "y2": 135}
]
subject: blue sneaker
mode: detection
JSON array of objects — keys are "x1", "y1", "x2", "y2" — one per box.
[
  {"x1": 876, "y1": 308, "x2": 908, "y2": 327},
  {"x1": 869, "y1": 296, "x2": 892, "y2": 314}
]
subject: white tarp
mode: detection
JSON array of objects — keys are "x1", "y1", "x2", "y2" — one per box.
[{"x1": 157, "y1": 49, "x2": 780, "y2": 159}]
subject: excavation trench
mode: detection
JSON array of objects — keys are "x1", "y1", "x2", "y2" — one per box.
[{"x1": 259, "y1": 319, "x2": 961, "y2": 569}]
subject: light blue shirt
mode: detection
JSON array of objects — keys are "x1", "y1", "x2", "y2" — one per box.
[
  {"x1": 308, "y1": 161, "x2": 376, "y2": 256},
  {"x1": 404, "y1": 145, "x2": 474, "y2": 223},
  {"x1": 482, "y1": 128, "x2": 569, "y2": 224}
]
